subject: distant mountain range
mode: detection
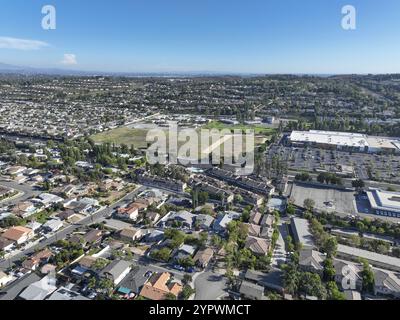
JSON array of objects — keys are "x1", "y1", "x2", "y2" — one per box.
[
  {"x1": 0, "y1": 62, "x2": 256, "y2": 77},
  {"x1": 0, "y1": 62, "x2": 95, "y2": 75}
]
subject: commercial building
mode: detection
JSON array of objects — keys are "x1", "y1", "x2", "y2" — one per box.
[
  {"x1": 289, "y1": 130, "x2": 400, "y2": 154},
  {"x1": 366, "y1": 188, "x2": 400, "y2": 218}
]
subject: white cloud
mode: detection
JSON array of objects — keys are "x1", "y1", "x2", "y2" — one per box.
[
  {"x1": 61, "y1": 54, "x2": 78, "y2": 65},
  {"x1": 0, "y1": 36, "x2": 49, "y2": 50}
]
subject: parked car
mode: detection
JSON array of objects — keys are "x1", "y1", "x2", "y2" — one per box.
[
  {"x1": 173, "y1": 265, "x2": 185, "y2": 271},
  {"x1": 186, "y1": 267, "x2": 195, "y2": 273}
]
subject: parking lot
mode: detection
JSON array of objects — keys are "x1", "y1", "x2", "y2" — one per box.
[
  {"x1": 290, "y1": 183, "x2": 358, "y2": 215},
  {"x1": 267, "y1": 145, "x2": 400, "y2": 183}
]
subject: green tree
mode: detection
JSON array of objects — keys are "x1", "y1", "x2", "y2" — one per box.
[
  {"x1": 326, "y1": 281, "x2": 346, "y2": 300},
  {"x1": 283, "y1": 262, "x2": 299, "y2": 296},
  {"x1": 303, "y1": 198, "x2": 315, "y2": 211},
  {"x1": 165, "y1": 292, "x2": 177, "y2": 300},
  {"x1": 183, "y1": 274, "x2": 193, "y2": 285},
  {"x1": 299, "y1": 272, "x2": 326, "y2": 299},
  {"x1": 180, "y1": 285, "x2": 195, "y2": 300},
  {"x1": 323, "y1": 258, "x2": 336, "y2": 282},
  {"x1": 361, "y1": 260, "x2": 375, "y2": 293},
  {"x1": 322, "y1": 237, "x2": 338, "y2": 258},
  {"x1": 286, "y1": 204, "x2": 295, "y2": 215}
]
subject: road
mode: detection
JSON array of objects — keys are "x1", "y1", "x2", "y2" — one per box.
[
  {"x1": 0, "y1": 186, "x2": 145, "y2": 271},
  {"x1": 194, "y1": 269, "x2": 228, "y2": 300},
  {"x1": 0, "y1": 179, "x2": 40, "y2": 206}
]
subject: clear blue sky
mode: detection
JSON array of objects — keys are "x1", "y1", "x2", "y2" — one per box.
[{"x1": 0, "y1": 0, "x2": 399, "y2": 74}]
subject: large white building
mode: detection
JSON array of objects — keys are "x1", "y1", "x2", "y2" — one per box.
[
  {"x1": 289, "y1": 130, "x2": 400, "y2": 153},
  {"x1": 366, "y1": 188, "x2": 400, "y2": 218}
]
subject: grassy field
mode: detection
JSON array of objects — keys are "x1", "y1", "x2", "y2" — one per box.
[
  {"x1": 91, "y1": 121, "x2": 273, "y2": 159},
  {"x1": 91, "y1": 127, "x2": 150, "y2": 148}
]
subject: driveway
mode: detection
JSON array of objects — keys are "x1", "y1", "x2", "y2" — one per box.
[{"x1": 272, "y1": 223, "x2": 288, "y2": 268}]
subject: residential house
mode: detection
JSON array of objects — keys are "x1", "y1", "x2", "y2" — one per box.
[
  {"x1": 116, "y1": 203, "x2": 139, "y2": 221},
  {"x1": 193, "y1": 248, "x2": 214, "y2": 268},
  {"x1": 57, "y1": 209, "x2": 78, "y2": 221},
  {"x1": 6, "y1": 165, "x2": 27, "y2": 176},
  {"x1": 82, "y1": 229, "x2": 103, "y2": 245},
  {"x1": 333, "y1": 259, "x2": 363, "y2": 291},
  {"x1": 145, "y1": 211, "x2": 160, "y2": 224},
  {"x1": 99, "y1": 179, "x2": 124, "y2": 192},
  {"x1": 0, "y1": 237, "x2": 14, "y2": 251},
  {"x1": 18, "y1": 276, "x2": 57, "y2": 300},
  {"x1": 2, "y1": 226, "x2": 34, "y2": 245},
  {"x1": 37, "y1": 193, "x2": 64, "y2": 208},
  {"x1": 22, "y1": 248, "x2": 53, "y2": 271},
  {"x1": 249, "y1": 211, "x2": 262, "y2": 225},
  {"x1": 139, "y1": 272, "x2": 183, "y2": 300},
  {"x1": 118, "y1": 228, "x2": 143, "y2": 242},
  {"x1": 42, "y1": 219, "x2": 63, "y2": 233},
  {"x1": 213, "y1": 211, "x2": 241, "y2": 234},
  {"x1": 162, "y1": 211, "x2": 195, "y2": 229},
  {"x1": 344, "y1": 290, "x2": 362, "y2": 300},
  {"x1": 25, "y1": 221, "x2": 42, "y2": 232},
  {"x1": 12, "y1": 201, "x2": 37, "y2": 219},
  {"x1": 101, "y1": 260, "x2": 132, "y2": 286},
  {"x1": 0, "y1": 271, "x2": 12, "y2": 288},
  {"x1": 47, "y1": 286, "x2": 89, "y2": 300},
  {"x1": 195, "y1": 214, "x2": 214, "y2": 230},
  {"x1": 261, "y1": 214, "x2": 275, "y2": 228},
  {"x1": 245, "y1": 236, "x2": 270, "y2": 256},
  {"x1": 299, "y1": 249, "x2": 326, "y2": 275},
  {"x1": 247, "y1": 224, "x2": 262, "y2": 237},
  {"x1": 144, "y1": 230, "x2": 164, "y2": 243},
  {"x1": 64, "y1": 198, "x2": 97, "y2": 215},
  {"x1": 174, "y1": 244, "x2": 197, "y2": 262},
  {"x1": 244, "y1": 269, "x2": 284, "y2": 294},
  {"x1": 373, "y1": 268, "x2": 400, "y2": 298},
  {"x1": 77, "y1": 256, "x2": 99, "y2": 271},
  {"x1": 239, "y1": 281, "x2": 265, "y2": 300}
]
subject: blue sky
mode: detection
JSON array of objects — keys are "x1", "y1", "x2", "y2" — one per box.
[{"x1": 0, "y1": 0, "x2": 399, "y2": 74}]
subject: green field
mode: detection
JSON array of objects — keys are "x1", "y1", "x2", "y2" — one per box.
[
  {"x1": 91, "y1": 121, "x2": 273, "y2": 157},
  {"x1": 91, "y1": 127, "x2": 150, "y2": 148}
]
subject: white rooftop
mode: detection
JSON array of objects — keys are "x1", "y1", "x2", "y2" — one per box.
[
  {"x1": 290, "y1": 130, "x2": 368, "y2": 148},
  {"x1": 366, "y1": 189, "x2": 400, "y2": 213},
  {"x1": 290, "y1": 130, "x2": 400, "y2": 151}
]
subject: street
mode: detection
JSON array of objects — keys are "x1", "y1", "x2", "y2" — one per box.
[
  {"x1": 0, "y1": 179, "x2": 41, "y2": 206},
  {"x1": 0, "y1": 186, "x2": 145, "y2": 271}
]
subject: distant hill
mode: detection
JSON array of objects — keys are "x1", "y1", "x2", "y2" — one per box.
[
  {"x1": 0, "y1": 62, "x2": 256, "y2": 77},
  {"x1": 0, "y1": 62, "x2": 26, "y2": 71}
]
